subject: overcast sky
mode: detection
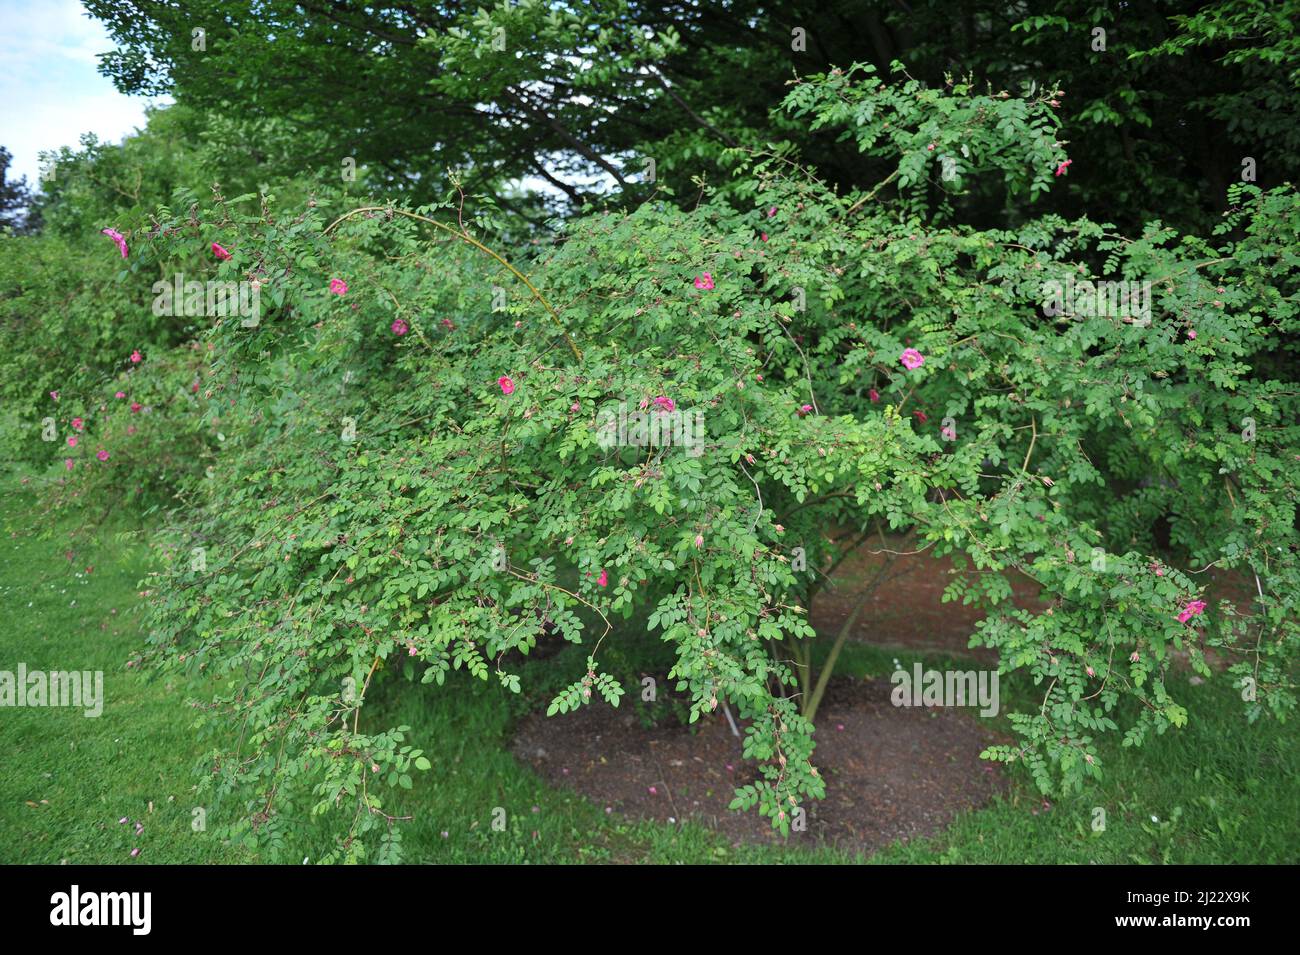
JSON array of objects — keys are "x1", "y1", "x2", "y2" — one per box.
[{"x1": 0, "y1": 0, "x2": 163, "y2": 188}]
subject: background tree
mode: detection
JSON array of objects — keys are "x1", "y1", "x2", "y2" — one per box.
[
  {"x1": 0, "y1": 147, "x2": 40, "y2": 235},
  {"x1": 84, "y1": 0, "x2": 1299, "y2": 231}
]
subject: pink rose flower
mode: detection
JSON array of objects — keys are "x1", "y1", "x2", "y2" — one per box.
[
  {"x1": 66, "y1": 436, "x2": 77, "y2": 447},
  {"x1": 693, "y1": 272, "x2": 714, "y2": 291},
  {"x1": 50, "y1": 391, "x2": 59, "y2": 401},
  {"x1": 115, "y1": 391, "x2": 126, "y2": 399},
  {"x1": 130, "y1": 350, "x2": 142, "y2": 363},
  {"x1": 694, "y1": 534, "x2": 704, "y2": 547},
  {"x1": 72, "y1": 417, "x2": 84, "y2": 431},
  {"x1": 1187, "y1": 329, "x2": 1197, "y2": 340},
  {"x1": 1176, "y1": 600, "x2": 1207, "y2": 624},
  {"x1": 869, "y1": 388, "x2": 880, "y2": 403},
  {"x1": 941, "y1": 424, "x2": 957, "y2": 441},
  {"x1": 65, "y1": 459, "x2": 74, "y2": 471},
  {"x1": 101, "y1": 228, "x2": 128, "y2": 258},
  {"x1": 652, "y1": 396, "x2": 675, "y2": 412},
  {"x1": 131, "y1": 402, "x2": 142, "y2": 413},
  {"x1": 797, "y1": 404, "x2": 813, "y2": 416},
  {"x1": 96, "y1": 449, "x2": 110, "y2": 462},
  {"x1": 391, "y1": 318, "x2": 409, "y2": 336},
  {"x1": 211, "y1": 242, "x2": 232, "y2": 260},
  {"x1": 597, "y1": 569, "x2": 608, "y2": 587},
  {"x1": 900, "y1": 348, "x2": 925, "y2": 370},
  {"x1": 329, "y1": 278, "x2": 348, "y2": 296},
  {"x1": 1055, "y1": 159, "x2": 1073, "y2": 177},
  {"x1": 498, "y1": 375, "x2": 515, "y2": 395}
]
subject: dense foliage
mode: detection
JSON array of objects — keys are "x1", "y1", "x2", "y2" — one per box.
[{"x1": 2, "y1": 2, "x2": 1296, "y2": 863}]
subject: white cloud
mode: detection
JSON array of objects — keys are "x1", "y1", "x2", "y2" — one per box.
[{"x1": 0, "y1": 0, "x2": 164, "y2": 187}]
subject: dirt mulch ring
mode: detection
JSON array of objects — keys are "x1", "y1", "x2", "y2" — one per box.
[{"x1": 513, "y1": 677, "x2": 1009, "y2": 855}]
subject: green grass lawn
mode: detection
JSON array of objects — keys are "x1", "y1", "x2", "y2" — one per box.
[{"x1": 2, "y1": 487, "x2": 1296, "y2": 863}]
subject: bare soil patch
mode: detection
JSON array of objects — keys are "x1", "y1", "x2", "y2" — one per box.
[{"x1": 513, "y1": 677, "x2": 1008, "y2": 854}]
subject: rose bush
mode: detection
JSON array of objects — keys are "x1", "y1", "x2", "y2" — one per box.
[{"x1": 12, "y1": 67, "x2": 1293, "y2": 862}]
